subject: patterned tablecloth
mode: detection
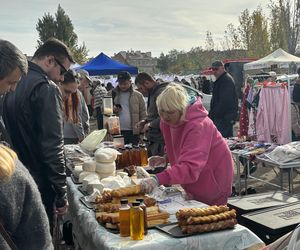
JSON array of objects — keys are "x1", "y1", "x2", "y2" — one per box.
[{"x1": 67, "y1": 178, "x2": 264, "y2": 250}]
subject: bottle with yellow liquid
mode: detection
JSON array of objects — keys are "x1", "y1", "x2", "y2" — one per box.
[
  {"x1": 136, "y1": 198, "x2": 148, "y2": 235},
  {"x1": 119, "y1": 199, "x2": 130, "y2": 237},
  {"x1": 139, "y1": 144, "x2": 148, "y2": 166},
  {"x1": 130, "y1": 201, "x2": 144, "y2": 240}
]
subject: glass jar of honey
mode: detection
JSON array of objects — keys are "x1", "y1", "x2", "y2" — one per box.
[
  {"x1": 140, "y1": 144, "x2": 148, "y2": 166},
  {"x1": 132, "y1": 145, "x2": 141, "y2": 166}
]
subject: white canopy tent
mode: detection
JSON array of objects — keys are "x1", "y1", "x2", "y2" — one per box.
[{"x1": 244, "y1": 48, "x2": 300, "y2": 71}]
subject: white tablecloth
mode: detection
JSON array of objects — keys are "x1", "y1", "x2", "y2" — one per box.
[{"x1": 67, "y1": 178, "x2": 264, "y2": 250}]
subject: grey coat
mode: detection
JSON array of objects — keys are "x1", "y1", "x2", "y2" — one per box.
[{"x1": 0, "y1": 160, "x2": 53, "y2": 249}]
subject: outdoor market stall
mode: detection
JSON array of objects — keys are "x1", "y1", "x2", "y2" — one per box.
[
  {"x1": 63, "y1": 136, "x2": 265, "y2": 250},
  {"x1": 67, "y1": 177, "x2": 264, "y2": 250}
]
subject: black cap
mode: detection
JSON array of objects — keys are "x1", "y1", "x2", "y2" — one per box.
[
  {"x1": 132, "y1": 201, "x2": 140, "y2": 206},
  {"x1": 136, "y1": 198, "x2": 144, "y2": 203},
  {"x1": 211, "y1": 60, "x2": 224, "y2": 68},
  {"x1": 117, "y1": 71, "x2": 131, "y2": 82},
  {"x1": 120, "y1": 199, "x2": 128, "y2": 204}
]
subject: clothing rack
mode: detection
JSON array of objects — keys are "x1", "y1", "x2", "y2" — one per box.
[{"x1": 245, "y1": 74, "x2": 292, "y2": 143}]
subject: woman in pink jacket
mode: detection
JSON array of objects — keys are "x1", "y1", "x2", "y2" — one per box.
[{"x1": 140, "y1": 83, "x2": 234, "y2": 205}]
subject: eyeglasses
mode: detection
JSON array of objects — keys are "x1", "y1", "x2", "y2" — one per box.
[
  {"x1": 54, "y1": 58, "x2": 67, "y2": 75},
  {"x1": 212, "y1": 67, "x2": 219, "y2": 71},
  {"x1": 159, "y1": 110, "x2": 178, "y2": 115}
]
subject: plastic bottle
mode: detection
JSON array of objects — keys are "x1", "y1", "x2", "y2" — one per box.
[
  {"x1": 133, "y1": 145, "x2": 141, "y2": 166},
  {"x1": 130, "y1": 201, "x2": 144, "y2": 240},
  {"x1": 116, "y1": 148, "x2": 121, "y2": 170},
  {"x1": 136, "y1": 198, "x2": 148, "y2": 235},
  {"x1": 119, "y1": 199, "x2": 130, "y2": 237},
  {"x1": 126, "y1": 145, "x2": 133, "y2": 166},
  {"x1": 122, "y1": 147, "x2": 129, "y2": 168},
  {"x1": 140, "y1": 144, "x2": 148, "y2": 166}
]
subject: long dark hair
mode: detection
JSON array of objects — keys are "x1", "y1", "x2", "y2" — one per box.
[{"x1": 62, "y1": 70, "x2": 80, "y2": 123}]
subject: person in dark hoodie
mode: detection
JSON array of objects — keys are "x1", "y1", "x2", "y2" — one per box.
[
  {"x1": 209, "y1": 60, "x2": 238, "y2": 137},
  {"x1": 135, "y1": 72, "x2": 168, "y2": 156}
]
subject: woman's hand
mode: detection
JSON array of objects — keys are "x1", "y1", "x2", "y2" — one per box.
[
  {"x1": 148, "y1": 156, "x2": 166, "y2": 169},
  {"x1": 140, "y1": 177, "x2": 159, "y2": 193}
]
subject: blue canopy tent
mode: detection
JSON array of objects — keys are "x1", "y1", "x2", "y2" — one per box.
[{"x1": 78, "y1": 52, "x2": 138, "y2": 76}]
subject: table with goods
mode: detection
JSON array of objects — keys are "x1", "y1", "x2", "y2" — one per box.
[
  {"x1": 227, "y1": 138, "x2": 300, "y2": 195},
  {"x1": 64, "y1": 130, "x2": 265, "y2": 250}
]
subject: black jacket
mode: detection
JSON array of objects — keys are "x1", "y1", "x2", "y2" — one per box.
[
  {"x1": 3, "y1": 62, "x2": 66, "y2": 204},
  {"x1": 209, "y1": 72, "x2": 238, "y2": 121},
  {"x1": 146, "y1": 82, "x2": 169, "y2": 142}
]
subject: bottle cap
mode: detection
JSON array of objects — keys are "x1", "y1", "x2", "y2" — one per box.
[
  {"x1": 132, "y1": 201, "x2": 140, "y2": 206},
  {"x1": 120, "y1": 199, "x2": 128, "y2": 204},
  {"x1": 136, "y1": 198, "x2": 144, "y2": 203}
]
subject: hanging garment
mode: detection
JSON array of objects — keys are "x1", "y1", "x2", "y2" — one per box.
[
  {"x1": 239, "y1": 85, "x2": 250, "y2": 137},
  {"x1": 248, "y1": 108, "x2": 256, "y2": 138},
  {"x1": 256, "y1": 87, "x2": 290, "y2": 144}
]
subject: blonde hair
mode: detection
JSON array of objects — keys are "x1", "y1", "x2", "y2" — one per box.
[
  {"x1": 0, "y1": 144, "x2": 17, "y2": 180},
  {"x1": 156, "y1": 83, "x2": 189, "y2": 120}
]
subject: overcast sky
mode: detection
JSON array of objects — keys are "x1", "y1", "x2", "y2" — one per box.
[{"x1": 1, "y1": 0, "x2": 270, "y2": 58}]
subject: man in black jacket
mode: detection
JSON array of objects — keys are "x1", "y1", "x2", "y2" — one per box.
[
  {"x1": 3, "y1": 38, "x2": 74, "y2": 230},
  {"x1": 209, "y1": 60, "x2": 238, "y2": 137}
]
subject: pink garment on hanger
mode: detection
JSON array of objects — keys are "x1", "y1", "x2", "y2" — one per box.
[{"x1": 256, "y1": 87, "x2": 290, "y2": 144}]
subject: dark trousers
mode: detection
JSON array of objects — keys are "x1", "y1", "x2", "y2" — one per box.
[
  {"x1": 214, "y1": 119, "x2": 233, "y2": 138},
  {"x1": 40, "y1": 186, "x2": 56, "y2": 234},
  {"x1": 121, "y1": 130, "x2": 139, "y2": 145},
  {"x1": 96, "y1": 107, "x2": 104, "y2": 129}
]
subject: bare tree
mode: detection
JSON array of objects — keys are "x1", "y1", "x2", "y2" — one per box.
[{"x1": 269, "y1": 0, "x2": 300, "y2": 54}]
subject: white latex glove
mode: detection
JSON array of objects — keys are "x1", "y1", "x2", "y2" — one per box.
[
  {"x1": 148, "y1": 156, "x2": 166, "y2": 169},
  {"x1": 140, "y1": 177, "x2": 159, "y2": 194}
]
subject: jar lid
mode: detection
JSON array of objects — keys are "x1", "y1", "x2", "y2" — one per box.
[
  {"x1": 132, "y1": 201, "x2": 140, "y2": 206},
  {"x1": 120, "y1": 199, "x2": 128, "y2": 204}
]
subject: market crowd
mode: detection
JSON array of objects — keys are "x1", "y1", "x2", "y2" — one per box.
[{"x1": 0, "y1": 38, "x2": 238, "y2": 249}]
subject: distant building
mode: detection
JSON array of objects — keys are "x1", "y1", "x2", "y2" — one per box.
[{"x1": 113, "y1": 50, "x2": 157, "y2": 74}]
